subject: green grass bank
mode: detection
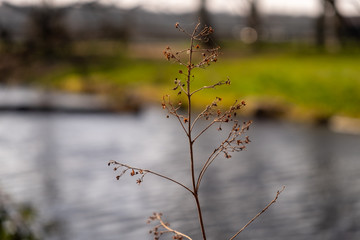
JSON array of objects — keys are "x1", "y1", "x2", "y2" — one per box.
[{"x1": 32, "y1": 45, "x2": 360, "y2": 120}]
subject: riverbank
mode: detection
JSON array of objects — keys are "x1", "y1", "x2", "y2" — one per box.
[
  {"x1": 0, "y1": 86, "x2": 113, "y2": 113},
  {"x1": 2, "y1": 42, "x2": 360, "y2": 128},
  {"x1": 1, "y1": 84, "x2": 360, "y2": 135},
  {"x1": 32, "y1": 50, "x2": 360, "y2": 116}
]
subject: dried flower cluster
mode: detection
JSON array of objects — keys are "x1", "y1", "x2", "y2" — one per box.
[
  {"x1": 108, "y1": 161, "x2": 147, "y2": 185},
  {"x1": 108, "y1": 21, "x2": 283, "y2": 240}
]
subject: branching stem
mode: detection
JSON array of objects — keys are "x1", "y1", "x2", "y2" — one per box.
[
  {"x1": 109, "y1": 161, "x2": 193, "y2": 195},
  {"x1": 153, "y1": 213, "x2": 193, "y2": 240},
  {"x1": 185, "y1": 21, "x2": 207, "y2": 240},
  {"x1": 229, "y1": 186, "x2": 286, "y2": 240},
  {"x1": 110, "y1": 21, "x2": 284, "y2": 240}
]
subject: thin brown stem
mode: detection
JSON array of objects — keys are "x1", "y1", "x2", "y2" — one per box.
[
  {"x1": 229, "y1": 186, "x2": 286, "y2": 240},
  {"x1": 190, "y1": 81, "x2": 224, "y2": 96},
  {"x1": 186, "y1": 21, "x2": 207, "y2": 240},
  {"x1": 192, "y1": 119, "x2": 217, "y2": 142},
  {"x1": 109, "y1": 161, "x2": 194, "y2": 195},
  {"x1": 196, "y1": 126, "x2": 236, "y2": 191},
  {"x1": 196, "y1": 148, "x2": 222, "y2": 191},
  {"x1": 162, "y1": 96, "x2": 189, "y2": 136},
  {"x1": 147, "y1": 169, "x2": 194, "y2": 195},
  {"x1": 190, "y1": 107, "x2": 211, "y2": 132},
  {"x1": 187, "y1": 25, "x2": 196, "y2": 192},
  {"x1": 155, "y1": 213, "x2": 193, "y2": 240}
]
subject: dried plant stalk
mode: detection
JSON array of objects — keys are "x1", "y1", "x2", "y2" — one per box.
[{"x1": 108, "y1": 21, "x2": 284, "y2": 240}]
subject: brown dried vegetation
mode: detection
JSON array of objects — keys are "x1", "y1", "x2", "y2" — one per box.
[{"x1": 108, "y1": 21, "x2": 284, "y2": 240}]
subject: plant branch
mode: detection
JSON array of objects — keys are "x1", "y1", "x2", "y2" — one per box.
[
  {"x1": 190, "y1": 81, "x2": 225, "y2": 96},
  {"x1": 186, "y1": 21, "x2": 208, "y2": 240},
  {"x1": 229, "y1": 186, "x2": 286, "y2": 240},
  {"x1": 162, "y1": 95, "x2": 189, "y2": 136},
  {"x1": 155, "y1": 214, "x2": 193, "y2": 240},
  {"x1": 192, "y1": 119, "x2": 217, "y2": 143},
  {"x1": 196, "y1": 138, "x2": 228, "y2": 191},
  {"x1": 148, "y1": 213, "x2": 193, "y2": 240},
  {"x1": 108, "y1": 161, "x2": 194, "y2": 195},
  {"x1": 191, "y1": 106, "x2": 212, "y2": 131}
]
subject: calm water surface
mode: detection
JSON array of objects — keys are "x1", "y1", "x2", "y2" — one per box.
[{"x1": 0, "y1": 108, "x2": 360, "y2": 240}]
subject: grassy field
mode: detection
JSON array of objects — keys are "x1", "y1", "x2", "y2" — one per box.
[{"x1": 32, "y1": 44, "x2": 360, "y2": 120}]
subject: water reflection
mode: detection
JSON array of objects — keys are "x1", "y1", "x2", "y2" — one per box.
[{"x1": 0, "y1": 108, "x2": 360, "y2": 240}]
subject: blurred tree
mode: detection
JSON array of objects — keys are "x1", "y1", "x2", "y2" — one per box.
[
  {"x1": 247, "y1": 0, "x2": 261, "y2": 35},
  {"x1": 316, "y1": 1, "x2": 326, "y2": 47},
  {"x1": 79, "y1": 1, "x2": 130, "y2": 43},
  {"x1": 316, "y1": 0, "x2": 341, "y2": 48},
  {"x1": 316, "y1": 0, "x2": 360, "y2": 48},
  {"x1": 246, "y1": 0, "x2": 261, "y2": 46},
  {"x1": 3, "y1": 0, "x2": 72, "y2": 59},
  {"x1": 198, "y1": 0, "x2": 216, "y2": 46},
  {"x1": 199, "y1": 0, "x2": 211, "y2": 27},
  {"x1": 25, "y1": 0, "x2": 71, "y2": 58},
  {"x1": 0, "y1": 24, "x2": 13, "y2": 53}
]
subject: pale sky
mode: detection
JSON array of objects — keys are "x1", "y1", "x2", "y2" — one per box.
[{"x1": 1, "y1": 0, "x2": 359, "y2": 16}]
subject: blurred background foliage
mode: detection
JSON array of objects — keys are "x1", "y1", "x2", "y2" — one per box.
[
  {"x1": 0, "y1": 0, "x2": 359, "y2": 119},
  {"x1": 0, "y1": 189, "x2": 40, "y2": 240}
]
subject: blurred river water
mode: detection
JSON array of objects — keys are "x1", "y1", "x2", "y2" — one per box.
[{"x1": 0, "y1": 107, "x2": 360, "y2": 240}]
